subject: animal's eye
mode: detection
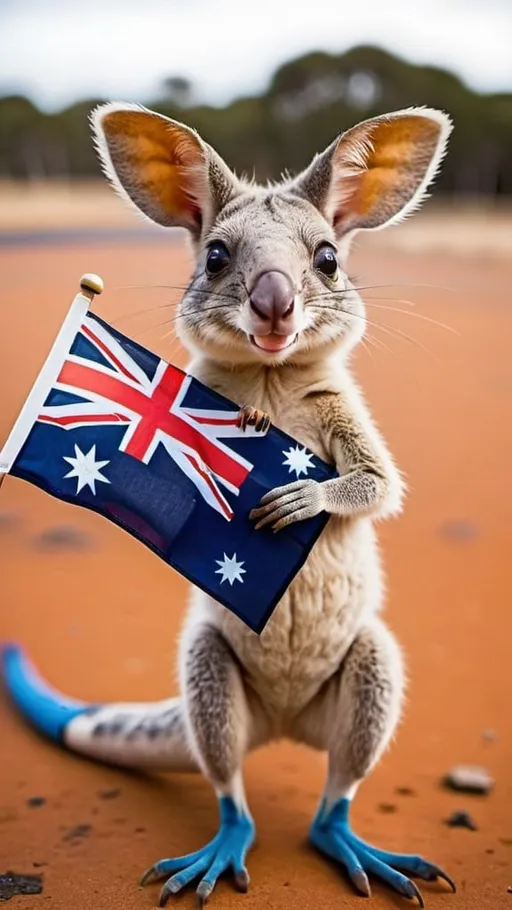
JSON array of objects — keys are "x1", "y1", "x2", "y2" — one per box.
[
  {"x1": 313, "y1": 243, "x2": 338, "y2": 278},
  {"x1": 206, "y1": 242, "x2": 230, "y2": 276}
]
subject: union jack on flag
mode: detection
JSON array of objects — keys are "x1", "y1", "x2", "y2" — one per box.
[
  {"x1": 38, "y1": 315, "x2": 253, "y2": 522},
  {"x1": 0, "y1": 278, "x2": 336, "y2": 632}
]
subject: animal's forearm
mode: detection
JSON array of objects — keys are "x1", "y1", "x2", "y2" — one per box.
[
  {"x1": 251, "y1": 392, "x2": 404, "y2": 531},
  {"x1": 310, "y1": 391, "x2": 404, "y2": 520},
  {"x1": 320, "y1": 469, "x2": 391, "y2": 518},
  {"x1": 251, "y1": 465, "x2": 398, "y2": 531}
]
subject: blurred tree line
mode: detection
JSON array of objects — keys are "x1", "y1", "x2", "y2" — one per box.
[{"x1": 1, "y1": 45, "x2": 511, "y2": 195}]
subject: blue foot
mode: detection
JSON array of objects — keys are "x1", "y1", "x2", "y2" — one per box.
[
  {"x1": 141, "y1": 796, "x2": 255, "y2": 906},
  {"x1": 310, "y1": 798, "x2": 456, "y2": 906}
]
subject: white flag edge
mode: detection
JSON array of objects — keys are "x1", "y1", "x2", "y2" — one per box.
[{"x1": 0, "y1": 289, "x2": 90, "y2": 474}]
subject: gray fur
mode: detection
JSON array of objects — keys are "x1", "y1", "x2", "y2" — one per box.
[
  {"x1": 65, "y1": 698, "x2": 196, "y2": 771},
  {"x1": 182, "y1": 624, "x2": 249, "y2": 785},
  {"x1": 63, "y1": 102, "x2": 453, "y2": 896},
  {"x1": 291, "y1": 617, "x2": 404, "y2": 807}
]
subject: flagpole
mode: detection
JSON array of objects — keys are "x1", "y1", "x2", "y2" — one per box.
[{"x1": 0, "y1": 274, "x2": 104, "y2": 489}]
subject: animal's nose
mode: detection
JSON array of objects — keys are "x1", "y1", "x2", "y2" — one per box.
[{"x1": 249, "y1": 271, "x2": 295, "y2": 327}]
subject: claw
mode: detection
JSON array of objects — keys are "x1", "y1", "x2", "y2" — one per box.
[
  {"x1": 158, "y1": 882, "x2": 175, "y2": 906},
  {"x1": 236, "y1": 406, "x2": 249, "y2": 431},
  {"x1": 380, "y1": 852, "x2": 457, "y2": 892},
  {"x1": 311, "y1": 797, "x2": 455, "y2": 904},
  {"x1": 351, "y1": 869, "x2": 371, "y2": 897},
  {"x1": 140, "y1": 866, "x2": 158, "y2": 887},
  {"x1": 415, "y1": 863, "x2": 456, "y2": 892},
  {"x1": 234, "y1": 868, "x2": 250, "y2": 893},
  {"x1": 403, "y1": 880, "x2": 425, "y2": 907},
  {"x1": 143, "y1": 796, "x2": 255, "y2": 905},
  {"x1": 196, "y1": 881, "x2": 213, "y2": 906},
  {"x1": 423, "y1": 864, "x2": 456, "y2": 893},
  {"x1": 236, "y1": 405, "x2": 270, "y2": 434},
  {"x1": 440, "y1": 871, "x2": 457, "y2": 893}
]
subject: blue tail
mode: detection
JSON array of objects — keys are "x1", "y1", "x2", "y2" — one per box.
[{"x1": 1, "y1": 643, "x2": 92, "y2": 743}]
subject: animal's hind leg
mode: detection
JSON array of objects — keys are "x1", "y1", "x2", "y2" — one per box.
[
  {"x1": 142, "y1": 622, "x2": 270, "y2": 907},
  {"x1": 292, "y1": 617, "x2": 455, "y2": 905}
]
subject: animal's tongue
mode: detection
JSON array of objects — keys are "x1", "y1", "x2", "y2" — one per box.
[{"x1": 253, "y1": 333, "x2": 295, "y2": 352}]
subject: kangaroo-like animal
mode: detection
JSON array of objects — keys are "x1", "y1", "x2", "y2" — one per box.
[{"x1": 2, "y1": 103, "x2": 455, "y2": 908}]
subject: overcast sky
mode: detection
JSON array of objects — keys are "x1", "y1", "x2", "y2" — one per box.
[{"x1": 0, "y1": 0, "x2": 510, "y2": 111}]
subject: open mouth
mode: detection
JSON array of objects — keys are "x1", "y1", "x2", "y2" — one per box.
[{"x1": 250, "y1": 333, "x2": 298, "y2": 353}]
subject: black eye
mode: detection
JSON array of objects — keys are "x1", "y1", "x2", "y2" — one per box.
[
  {"x1": 206, "y1": 242, "x2": 230, "y2": 276},
  {"x1": 314, "y1": 243, "x2": 338, "y2": 278}
]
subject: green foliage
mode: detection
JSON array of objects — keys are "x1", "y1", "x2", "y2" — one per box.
[{"x1": 1, "y1": 45, "x2": 510, "y2": 194}]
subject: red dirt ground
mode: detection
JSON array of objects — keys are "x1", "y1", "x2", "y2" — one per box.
[{"x1": 1, "y1": 238, "x2": 511, "y2": 909}]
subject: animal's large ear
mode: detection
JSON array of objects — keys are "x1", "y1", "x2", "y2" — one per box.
[
  {"x1": 90, "y1": 103, "x2": 239, "y2": 235},
  {"x1": 293, "y1": 107, "x2": 452, "y2": 237}
]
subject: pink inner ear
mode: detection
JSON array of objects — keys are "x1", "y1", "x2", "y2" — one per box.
[
  {"x1": 329, "y1": 114, "x2": 445, "y2": 233},
  {"x1": 189, "y1": 202, "x2": 202, "y2": 228},
  {"x1": 181, "y1": 185, "x2": 203, "y2": 229},
  {"x1": 100, "y1": 109, "x2": 209, "y2": 230},
  {"x1": 329, "y1": 169, "x2": 362, "y2": 235}
]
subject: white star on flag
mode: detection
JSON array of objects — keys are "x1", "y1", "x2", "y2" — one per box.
[
  {"x1": 215, "y1": 552, "x2": 246, "y2": 586},
  {"x1": 63, "y1": 444, "x2": 110, "y2": 495},
  {"x1": 282, "y1": 444, "x2": 315, "y2": 478}
]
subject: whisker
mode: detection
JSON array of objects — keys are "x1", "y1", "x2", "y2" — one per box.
[
  {"x1": 163, "y1": 283, "x2": 240, "y2": 303},
  {"x1": 183, "y1": 302, "x2": 235, "y2": 320},
  {"x1": 358, "y1": 334, "x2": 377, "y2": 366},
  {"x1": 110, "y1": 289, "x2": 239, "y2": 325},
  {"x1": 127, "y1": 302, "x2": 234, "y2": 336},
  {"x1": 308, "y1": 303, "x2": 439, "y2": 361},
  {"x1": 158, "y1": 321, "x2": 178, "y2": 341},
  {"x1": 374, "y1": 322, "x2": 438, "y2": 360},
  {"x1": 308, "y1": 299, "x2": 454, "y2": 337},
  {"x1": 350, "y1": 282, "x2": 455, "y2": 294},
  {"x1": 307, "y1": 294, "x2": 459, "y2": 345},
  {"x1": 112, "y1": 283, "x2": 189, "y2": 292},
  {"x1": 363, "y1": 332, "x2": 394, "y2": 356},
  {"x1": 305, "y1": 290, "x2": 416, "y2": 308},
  {"x1": 164, "y1": 333, "x2": 183, "y2": 360},
  {"x1": 111, "y1": 301, "x2": 181, "y2": 324},
  {"x1": 131, "y1": 316, "x2": 182, "y2": 336},
  {"x1": 159, "y1": 324, "x2": 179, "y2": 345},
  {"x1": 366, "y1": 298, "x2": 419, "y2": 310},
  {"x1": 358, "y1": 296, "x2": 415, "y2": 307},
  {"x1": 113, "y1": 283, "x2": 240, "y2": 303},
  {"x1": 358, "y1": 302, "x2": 458, "y2": 335},
  {"x1": 307, "y1": 279, "x2": 455, "y2": 304}
]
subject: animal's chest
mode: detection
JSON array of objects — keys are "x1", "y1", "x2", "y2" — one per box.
[
  {"x1": 203, "y1": 369, "x2": 331, "y2": 464},
  {"x1": 266, "y1": 400, "x2": 330, "y2": 463}
]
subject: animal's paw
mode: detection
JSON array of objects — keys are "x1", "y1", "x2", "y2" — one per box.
[
  {"x1": 141, "y1": 797, "x2": 255, "y2": 906},
  {"x1": 310, "y1": 798, "x2": 456, "y2": 905},
  {"x1": 236, "y1": 405, "x2": 271, "y2": 433},
  {"x1": 250, "y1": 478, "x2": 324, "y2": 531}
]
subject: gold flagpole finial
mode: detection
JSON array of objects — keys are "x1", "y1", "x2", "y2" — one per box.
[{"x1": 80, "y1": 273, "x2": 104, "y2": 300}]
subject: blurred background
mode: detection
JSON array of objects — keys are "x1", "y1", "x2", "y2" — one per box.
[
  {"x1": 1, "y1": 3, "x2": 511, "y2": 909},
  {"x1": 1, "y1": 0, "x2": 512, "y2": 238}
]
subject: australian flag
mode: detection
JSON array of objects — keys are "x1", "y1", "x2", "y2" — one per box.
[{"x1": 0, "y1": 287, "x2": 336, "y2": 633}]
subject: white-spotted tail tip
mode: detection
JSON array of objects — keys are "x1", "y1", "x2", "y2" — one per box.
[{"x1": 80, "y1": 273, "x2": 104, "y2": 297}]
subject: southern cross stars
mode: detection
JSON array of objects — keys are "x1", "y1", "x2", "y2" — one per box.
[
  {"x1": 63, "y1": 444, "x2": 110, "y2": 495},
  {"x1": 282, "y1": 444, "x2": 315, "y2": 478},
  {"x1": 215, "y1": 552, "x2": 246, "y2": 586}
]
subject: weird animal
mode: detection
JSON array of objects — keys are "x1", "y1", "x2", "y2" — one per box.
[{"x1": 2, "y1": 101, "x2": 455, "y2": 907}]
